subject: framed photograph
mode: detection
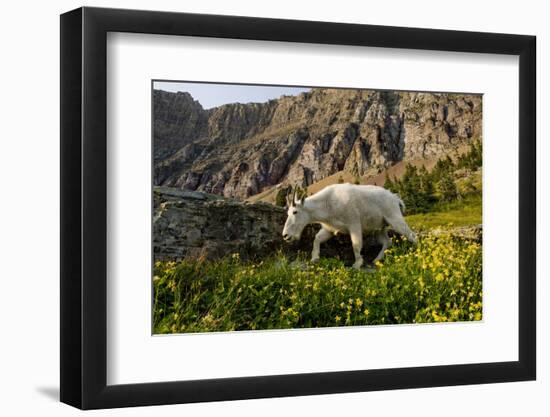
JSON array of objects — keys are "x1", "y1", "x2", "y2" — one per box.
[{"x1": 60, "y1": 6, "x2": 536, "y2": 409}]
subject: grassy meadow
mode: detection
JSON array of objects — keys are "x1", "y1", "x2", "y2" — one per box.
[
  {"x1": 153, "y1": 229, "x2": 482, "y2": 334},
  {"x1": 406, "y1": 194, "x2": 482, "y2": 230}
]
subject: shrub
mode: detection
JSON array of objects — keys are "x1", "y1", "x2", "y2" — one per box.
[{"x1": 275, "y1": 186, "x2": 290, "y2": 207}]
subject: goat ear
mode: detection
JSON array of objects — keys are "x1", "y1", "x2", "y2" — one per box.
[{"x1": 296, "y1": 186, "x2": 307, "y2": 206}]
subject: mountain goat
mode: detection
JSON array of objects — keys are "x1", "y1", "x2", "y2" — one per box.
[{"x1": 282, "y1": 183, "x2": 417, "y2": 269}]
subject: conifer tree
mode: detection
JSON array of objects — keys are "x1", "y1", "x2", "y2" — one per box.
[
  {"x1": 384, "y1": 173, "x2": 396, "y2": 193},
  {"x1": 438, "y1": 170, "x2": 458, "y2": 202}
]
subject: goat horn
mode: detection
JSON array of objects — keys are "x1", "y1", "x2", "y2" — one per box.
[{"x1": 293, "y1": 187, "x2": 302, "y2": 205}]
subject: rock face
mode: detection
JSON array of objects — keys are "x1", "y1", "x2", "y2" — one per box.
[
  {"x1": 154, "y1": 187, "x2": 286, "y2": 261},
  {"x1": 154, "y1": 88, "x2": 482, "y2": 200}
]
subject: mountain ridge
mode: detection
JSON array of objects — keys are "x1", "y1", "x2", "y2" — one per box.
[{"x1": 153, "y1": 87, "x2": 482, "y2": 200}]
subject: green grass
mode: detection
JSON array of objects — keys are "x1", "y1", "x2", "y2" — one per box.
[
  {"x1": 405, "y1": 193, "x2": 482, "y2": 230},
  {"x1": 153, "y1": 232, "x2": 482, "y2": 334}
]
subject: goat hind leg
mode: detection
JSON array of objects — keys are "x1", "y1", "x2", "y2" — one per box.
[
  {"x1": 349, "y1": 226, "x2": 364, "y2": 269},
  {"x1": 373, "y1": 230, "x2": 390, "y2": 263}
]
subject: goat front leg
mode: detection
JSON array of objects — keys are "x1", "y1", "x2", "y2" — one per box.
[
  {"x1": 311, "y1": 227, "x2": 333, "y2": 263},
  {"x1": 349, "y1": 226, "x2": 364, "y2": 270}
]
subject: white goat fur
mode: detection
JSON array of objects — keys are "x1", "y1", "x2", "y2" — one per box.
[{"x1": 282, "y1": 183, "x2": 417, "y2": 269}]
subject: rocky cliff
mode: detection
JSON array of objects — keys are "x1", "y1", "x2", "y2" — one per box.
[
  {"x1": 153, "y1": 90, "x2": 210, "y2": 163},
  {"x1": 154, "y1": 88, "x2": 482, "y2": 200}
]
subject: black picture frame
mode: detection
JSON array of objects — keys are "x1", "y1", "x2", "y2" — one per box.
[{"x1": 60, "y1": 6, "x2": 536, "y2": 410}]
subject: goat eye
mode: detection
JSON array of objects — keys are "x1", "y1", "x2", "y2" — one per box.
[{"x1": 293, "y1": 210, "x2": 298, "y2": 215}]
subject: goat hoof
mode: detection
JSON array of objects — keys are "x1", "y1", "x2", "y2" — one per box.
[{"x1": 310, "y1": 257, "x2": 320, "y2": 264}]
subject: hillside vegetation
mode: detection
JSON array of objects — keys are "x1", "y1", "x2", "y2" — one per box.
[{"x1": 154, "y1": 232, "x2": 482, "y2": 333}]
